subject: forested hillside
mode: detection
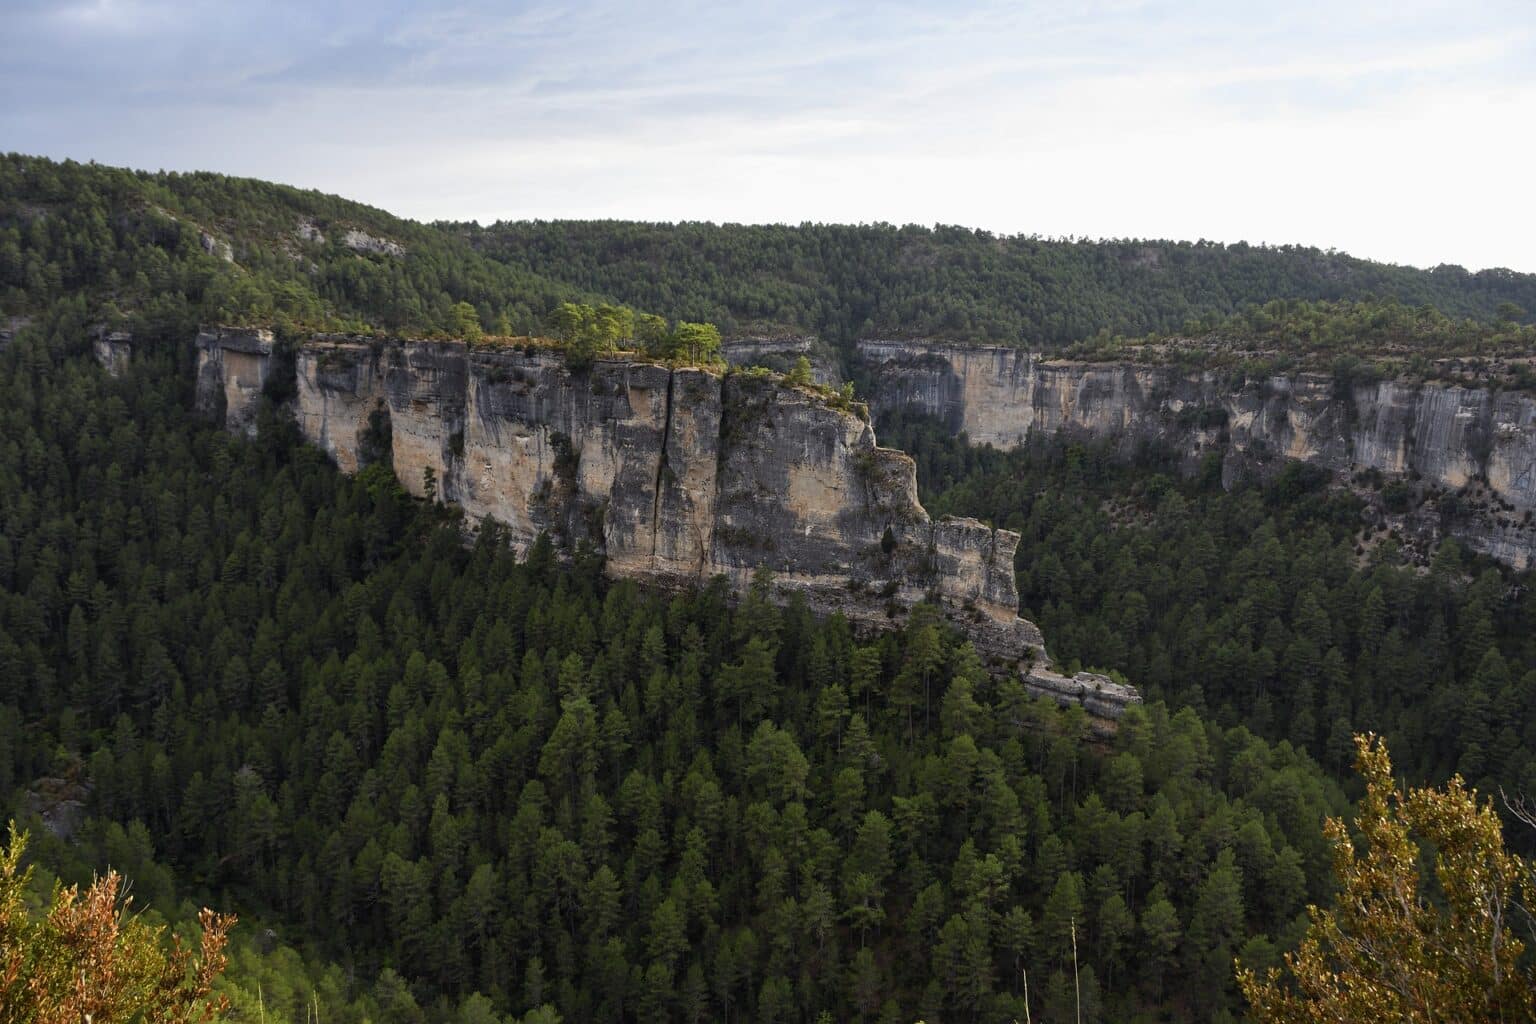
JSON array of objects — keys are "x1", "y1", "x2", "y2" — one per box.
[
  {"x1": 881, "y1": 411, "x2": 1536, "y2": 816},
  {"x1": 457, "y1": 220, "x2": 1536, "y2": 346},
  {"x1": 4, "y1": 154, "x2": 1536, "y2": 1022},
  {"x1": 8, "y1": 153, "x2": 1533, "y2": 357},
  {"x1": 1058, "y1": 297, "x2": 1536, "y2": 380},
  {"x1": 2, "y1": 304, "x2": 1353, "y2": 1022},
  {"x1": 0, "y1": 155, "x2": 592, "y2": 338}
]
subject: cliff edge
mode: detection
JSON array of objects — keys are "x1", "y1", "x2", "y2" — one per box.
[
  {"x1": 195, "y1": 329, "x2": 1079, "y2": 684},
  {"x1": 860, "y1": 339, "x2": 1536, "y2": 570}
]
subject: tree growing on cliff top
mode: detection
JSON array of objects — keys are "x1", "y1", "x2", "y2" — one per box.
[
  {"x1": 452, "y1": 301, "x2": 484, "y2": 344},
  {"x1": 0, "y1": 823, "x2": 236, "y2": 1024},
  {"x1": 1237, "y1": 734, "x2": 1534, "y2": 1023},
  {"x1": 672, "y1": 321, "x2": 721, "y2": 364}
]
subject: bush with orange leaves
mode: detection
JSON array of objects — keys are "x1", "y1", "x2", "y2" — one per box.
[
  {"x1": 1238, "y1": 735, "x2": 1535, "y2": 1023},
  {"x1": 0, "y1": 822, "x2": 235, "y2": 1024}
]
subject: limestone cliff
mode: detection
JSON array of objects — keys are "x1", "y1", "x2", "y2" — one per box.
[
  {"x1": 859, "y1": 339, "x2": 1536, "y2": 570},
  {"x1": 720, "y1": 335, "x2": 843, "y2": 386},
  {"x1": 196, "y1": 331, "x2": 1056, "y2": 672},
  {"x1": 195, "y1": 327, "x2": 275, "y2": 438}
]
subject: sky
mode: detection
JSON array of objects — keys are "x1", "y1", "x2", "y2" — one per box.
[{"x1": 3, "y1": 0, "x2": 1534, "y2": 272}]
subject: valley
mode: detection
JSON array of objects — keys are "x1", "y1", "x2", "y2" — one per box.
[{"x1": 3, "y1": 154, "x2": 1535, "y2": 1023}]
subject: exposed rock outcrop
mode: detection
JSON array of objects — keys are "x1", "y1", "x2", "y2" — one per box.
[
  {"x1": 199, "y1": 230, "x2": 234, "y2": 262},
  {"x1": 200, "y1": 332, "x2": 1055, "y2": 676},
  {"x1": 1023, "y1": 666, "x2": 1142, "y2": 736},
  {"x1": 342, "y1": 230, "x2": 405, "y2": 257},
  {"x1": 0, "y1": 315, "x2": 31, "y2": 350},
  {"x1": 721, "y1": 335, "x2": 842, "y2": 386},
  {"x1": 92, "y1": 329, "x2": 132, "y2": 377},
  {"x1": 295, "y1": 219, "x2": 327, "y2": 245},
  {"x1": 195, "y1": 327, "x2": 275, "y2": 438},
  {"x1": 859, "y1": 340, "x2": 1536, "y2": 569}
]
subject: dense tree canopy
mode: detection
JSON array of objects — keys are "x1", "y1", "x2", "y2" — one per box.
[
  {"x1": 884, "y1": 411, "x2": 1536, "y2": 806},
  {"x1": 1, "y1": 309, "x2": 1352, "y2": 1021},
  {"x1": 8, "y1": 154, "x2": 1535, "y2": 363},
  {"x1": 0, "y1": 155, "x2": 640, "y2": 342},
  {"x1": 1061, "y1": 297, "x2": 1536, "y2": 383},
  {"x1": 6, "y1": 153, "x2": 1536, "y2": 1022},
  {"x1": 457, "y1": 220, "x2": 1536, "y2": 348}
]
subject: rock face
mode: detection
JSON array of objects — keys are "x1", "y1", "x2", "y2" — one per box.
[
  {"x1": 860, "y1": 340, "x2": 1536, "y2": 570},
  {"x1": 199, "y1": 332, "x2": 1052, "y2": 670},
  {"x1": 721, "y1": 335, "x2": 843, "y2": 386},
  {"x1": 92, "y1": 330, "x2": 132, "y2": 377},
  {"x1": 1023, "y1": 666, "x2": 1142, "y2": 736},
  {"x1": 199, "y1": 230, "x2": 234, "y2": 262},
  {"x1": 342, "y1": 229, "x2": 405, "y2": 258},
  {"x1": 0, "y1": 315, "x2": 31, "y2": 351},
  {"x1": 195, "y1": 327, "x2": 275, "y2": 438},
  {"x1": 295, "y1": 219, "x2": 326, "y2": 245}
]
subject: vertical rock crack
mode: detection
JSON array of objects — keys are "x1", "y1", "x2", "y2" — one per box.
[{"x1": 651, "y1": 368, "x2": 676, "y2": 559}]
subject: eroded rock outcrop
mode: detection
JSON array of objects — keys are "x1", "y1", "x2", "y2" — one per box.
[
  {"x1": 0, "y1": 315, "x2": 31, "y2": 351},
  {"x1": 92, "y1": 329, "x2": 132, "y2": 377},
  {"x1": 859, "y1": 339, "x2": 1536, "y2": 569},
  {"x1": 1023, "y1": 666, "x2": 1142, "y2": 736},
  {"x1": 199, "y1": 231, "x2": 234, "y2": 263},
  {"x1": 199, "y1": 332, "x2": 1050, "y2": 670},
  {"x1": 721, "y1": 335, "x2": 842, "y2": 386},
  {"x1": 195, "y1": 327, "x2": 275, "y2": 438},
  {"x1": 342, "y1": 230, "x2": 405, "y2": 258}
]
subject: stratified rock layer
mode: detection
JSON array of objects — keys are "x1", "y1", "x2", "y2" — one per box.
[
  {"x1": 1022, "y1": 667, "x2": 1142, "y2": 736},
  {"x1": 859, "y1": 340, "x2": 1536, "y2": 569},
  {"x1": 197, "y1": 332, "x2": 1047, "y2": 667}
]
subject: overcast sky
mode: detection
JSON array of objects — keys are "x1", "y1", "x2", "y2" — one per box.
[{"x1": 4, "y1": 0, "x2": 1533, "y2": 271}]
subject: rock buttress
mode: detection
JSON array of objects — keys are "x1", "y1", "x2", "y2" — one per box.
[
  {"x1": 195, "y1": 327, "x2": 274, "y2": 437},
  {"x1": 212, "y1": 336, "x2": 1052, "y2": 666}
]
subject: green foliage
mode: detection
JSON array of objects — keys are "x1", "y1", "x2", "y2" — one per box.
[
  {"x1": 546, "y1": 301, "x2": 629, "y2": 364},
  {"x1": 0, "y1": 155, "x2": 730, "y2": 378},
  {"x1": 458, "y1": 220, "x2": 1536, "y2": 346},
  {"x1": 0, "y1": 154, "x2": 592, "y2": 338},
  {"x1": 884, "y1": 410, "x2": 1536, "y2": 796},
  {"x1": 670, "y1": 321, "x2": 721, "y2": 364},
  {"x1": 9, "y1": 152, "x2": 1536, "y2": 1024},
  {"x1": 1067, "y1": 297, "x2": 1536, "y2": 382},
  {"x1": 452, "y1": 301, "x2": 484, "y2": 344},
  {"x1": 0, "y1": 823, "x2": 234, "y2": 1024},
  {"x1": 1240, "y1": 735, "x2": 1536, "y2": 1022},
  {"x1": 0, "y1": 318, "x2": 1354, "y2": 1022},
  {"x1": 784, "y1": 355, "x2": 813, "y2": 387}
]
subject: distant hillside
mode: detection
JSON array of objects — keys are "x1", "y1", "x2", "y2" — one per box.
[
  {"x1": 6, "y1": 153, "x2": 1533, "y2": 360},
  {"x1": 0, "y1": 154, "x2": 593, "y2": 342},
  {"x1": 1056, "y1": 298, "x2": 1536, "y2": 385},
  {"x1": 455, "y1": 220, "x2": 1536, "y2": 347}
]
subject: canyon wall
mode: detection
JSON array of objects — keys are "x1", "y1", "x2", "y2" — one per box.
[
  {"x1": 195, "y1": 327, "x2": 275, "y2": 438},
  {"x1": 196, "y1": 329, "x2": 1080, "y2": 680},
  {"x1": 720, "y1": 335, "x2": 843, "y2": 386},
  {"x1": 859, "y1": 340, "x2": 1536, "y2": 569}
]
